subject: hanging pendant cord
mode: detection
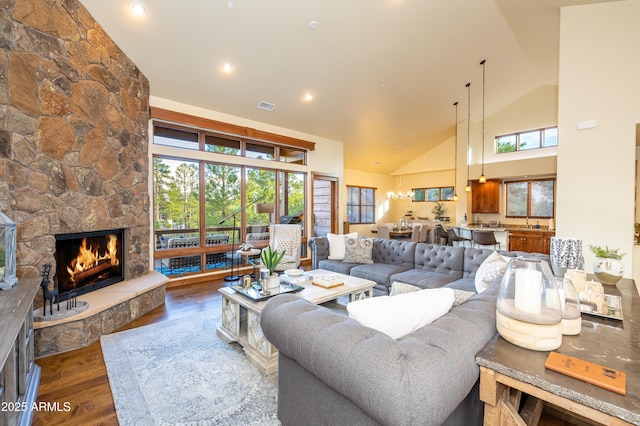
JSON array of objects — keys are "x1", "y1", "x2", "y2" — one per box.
[
  {"x1": 466, "y1": 83, "x2": 471, "y2": 186},
  {"x1": 481, "y1": 59, "x2": 486, "y2": 177},
  {"x1": 454, "y1": 101, "x2": 458, "y2": 197}
]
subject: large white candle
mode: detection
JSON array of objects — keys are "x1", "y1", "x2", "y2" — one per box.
[{"x1": 515, "y1": 268, "x2": 542, "y2": 315}]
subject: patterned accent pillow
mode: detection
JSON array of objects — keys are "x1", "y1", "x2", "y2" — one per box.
[
  {"x1": 343, "y1": 237, "x2": 374, "y2": 264},
  {"x1": 475, "y1": 251, "x2": 510, "y2": 293}
]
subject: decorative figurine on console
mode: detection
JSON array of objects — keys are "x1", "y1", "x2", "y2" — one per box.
[{"x1": 40, "y1": 263, "x2": 59, "y2": 315}]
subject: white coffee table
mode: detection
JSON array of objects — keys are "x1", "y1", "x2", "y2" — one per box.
[{"x1": 216, "y1": 269, "x2": 375, "y2": 374}]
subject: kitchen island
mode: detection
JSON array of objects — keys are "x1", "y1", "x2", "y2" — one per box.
[{"x1": 453, "y1": 225, "x2": 555, "y2": 254}]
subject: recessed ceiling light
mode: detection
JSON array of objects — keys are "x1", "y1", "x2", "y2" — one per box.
[
  {"x1": 129, "y1": 0, "x2": 146, "y2": 16},
  {"x1": 227, "y1": 1, "x2": 234, "y2": 9},
  {"x1": 309, "y1": 21, "x2": 318, "y2": 30},
  {"x1": 303, "y1": 92, "x2": 313, "y2": 102},
  {"x1": 221, "y1": 62, "x2": 233, "y2": 73}
]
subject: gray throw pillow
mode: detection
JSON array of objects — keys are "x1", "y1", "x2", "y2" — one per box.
[
  {"x1": 390, "y1": 281, "x2": 475, "y2": 306},
  {"x1": 343, "y1": 237, "x2": 374, "y2": 264}
]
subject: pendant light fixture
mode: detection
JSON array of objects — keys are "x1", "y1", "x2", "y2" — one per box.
[
  {"x1": 453, "y1": 101, "x2": 459, "y2": 201},
  {"x1": 465, "y1": 83, "x2": 472, "y2": 192},
  {"x1": 479, "y1": 59, "x2": 487, "y2": 184}
]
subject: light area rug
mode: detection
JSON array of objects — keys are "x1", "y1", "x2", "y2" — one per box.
[{"x1": 100, "y1": 306, "x2": 279, "y2": 426}]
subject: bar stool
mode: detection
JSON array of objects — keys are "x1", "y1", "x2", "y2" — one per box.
[
  {"x1": 447, "y1": 228, "x2": 472, "y2": 247},
  {"x1": 472, "y1": 230, "x2": 500, "y2": 250}
]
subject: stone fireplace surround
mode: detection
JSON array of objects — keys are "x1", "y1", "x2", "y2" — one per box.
[{"x1": 2, "y1": 0, "x2": 161, "y2": 355}]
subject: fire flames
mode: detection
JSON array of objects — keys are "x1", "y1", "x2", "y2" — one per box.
[{"x1": 67, "y1": 235, "x2": 120, "y2": 283}]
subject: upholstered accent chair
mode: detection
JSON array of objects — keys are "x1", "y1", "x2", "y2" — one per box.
[{"x1": 269, "y1": 224, "x2": 302, "y2": 271}]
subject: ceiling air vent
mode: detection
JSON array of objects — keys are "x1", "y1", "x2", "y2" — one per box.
[{"x1": 257, "y1": 101, "x2": 276, "y2": 111}]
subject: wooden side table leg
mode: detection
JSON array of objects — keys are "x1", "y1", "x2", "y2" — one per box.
[{"x1": 480, "y1": 366, "x2": 509, "y2": 425}]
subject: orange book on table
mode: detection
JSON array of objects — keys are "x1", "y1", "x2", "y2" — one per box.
[{"x1": 544, "y1": 352, "x2": 626, "y2": 395}]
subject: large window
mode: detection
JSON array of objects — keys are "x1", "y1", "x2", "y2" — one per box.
[
  {"x1": 151, "y1": 117, "x2": 311, "y2": 278},
  {"x1": 505, "y1": 179, "x2": 555, "y2": 218},
  {"x1": 346, "y1": 186, "x2": 375, "y2": 224},
  {"x1": 496, "y1": 127, "x2": 558, "y2": 153}
]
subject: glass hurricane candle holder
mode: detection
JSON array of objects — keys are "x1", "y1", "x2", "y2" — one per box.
[
  {"x1": 555, "y1": 277, "x2": 581, "y2": 335},
  {"x1": 496, "y1": 258, "x2": 563, "y2": 351},
  {"x1": 0, "y1": 212, "x2": 17, "y2": 290}
]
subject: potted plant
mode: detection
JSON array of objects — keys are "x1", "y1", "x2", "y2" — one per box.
[
  {"x1": 588, "y1": 245, "x2": 626, "y2": 285},
  {"x1": 260, "y1": 246, "x2": 286, "y2": 289},
  {"x1": 432, "y1": 202, "x2": 446, "y2": 221}
]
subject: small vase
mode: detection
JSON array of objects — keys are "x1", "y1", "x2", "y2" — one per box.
[
  {"x1": 267, "y1": 273, "x2": 281, "y2": 289},
  {"x1": 593, "y1": 257, "x2": 624, "y2": 285}
]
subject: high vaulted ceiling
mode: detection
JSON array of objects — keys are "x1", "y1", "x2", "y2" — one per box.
[{"x1": 80, "y1": 0, "x2": 619, "y2": 174}]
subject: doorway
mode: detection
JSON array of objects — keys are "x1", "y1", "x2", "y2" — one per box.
[{"x1": 311, "y1": 173, "x2": 338, "y2": 237}]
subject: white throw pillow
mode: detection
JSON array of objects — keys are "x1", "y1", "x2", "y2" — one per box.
[
  {"x1": 327, "y1": 232, "x2": 357, "y2": 260},
  {"x1": 475, "y1": 251, "x2": 510, "y2": 293},
  {"x1": 347, "y1": 288, "x2": 455, "y2": 339}
]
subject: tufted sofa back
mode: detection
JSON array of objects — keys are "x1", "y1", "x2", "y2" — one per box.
[
  {"x1": 462, "y1": 247, "x2": 552, "y2": 278},
  {"x1": 413, "y1": 243, "x2": 465, "y2": 277},
  {"x1": 371, "y1": 238, "x2": 416, "y2": 268}
]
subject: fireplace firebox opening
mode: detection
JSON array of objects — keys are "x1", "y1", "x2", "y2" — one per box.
[{"x1": 54, "y1": 229, "x2": 125, "y2": 300}]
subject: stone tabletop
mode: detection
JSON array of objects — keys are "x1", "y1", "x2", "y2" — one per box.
[{"x1": 476, "y1": 278, "x2": 640, "y2": 425}]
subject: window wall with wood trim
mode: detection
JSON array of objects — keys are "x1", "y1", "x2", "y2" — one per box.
[{"x1": 150, "y1": 110, "x2": 313, "y2": 279}]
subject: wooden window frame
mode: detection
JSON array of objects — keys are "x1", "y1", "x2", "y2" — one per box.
[
  {"x1": 505, "y1": 178, "x2": 555, "y2": 219},
  {"x1": 346, "y1": 185, "x2": 376, "y2": 225}
]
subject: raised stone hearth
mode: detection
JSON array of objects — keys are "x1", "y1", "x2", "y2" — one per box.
[{"x1": 34, "y1": 271, "x2": 167, "y2": 358}]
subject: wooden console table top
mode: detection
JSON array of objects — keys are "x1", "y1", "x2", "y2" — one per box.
[{"x1": 476, "y1": 278, "x2": 640, "y2": 425}]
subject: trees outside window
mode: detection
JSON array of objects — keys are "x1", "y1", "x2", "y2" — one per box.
[
  {"x1": 151, "y1": 119, "x2": 310, "y2": 278},
  {"x1": 496, "y1": 126, "x2": 558, "y2": 153},
  {"x1": 506, "y1": 179, "x2": 555, "y2": 218}
]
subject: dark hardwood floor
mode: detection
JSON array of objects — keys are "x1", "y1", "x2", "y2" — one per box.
[{"x1": 32, "y1": 279, "x2": 225, "y2": 426}]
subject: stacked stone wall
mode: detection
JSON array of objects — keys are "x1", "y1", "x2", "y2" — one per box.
[{"x1": 0, "y1": 0, "x2": 151, "y2": 306}]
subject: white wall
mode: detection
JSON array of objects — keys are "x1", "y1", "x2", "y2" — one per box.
[{"x1": 556, "y1": 1, "x2": 640, "y2": 279}]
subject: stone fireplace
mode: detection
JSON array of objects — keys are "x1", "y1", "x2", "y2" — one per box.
[
  {"x1": 2, "y1": 0, "x2": 152, "y2": 305},
  {"x1": 2, "y1": 0, "x2": 167, "y2": 357}
]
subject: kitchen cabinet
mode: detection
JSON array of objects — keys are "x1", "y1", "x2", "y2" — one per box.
[
  {"x1": 508, "y1": 230, "x2": 555, "y2": 254},
  {"x1": 471, "y1": 179, "x2": 500, "y2": 214}
]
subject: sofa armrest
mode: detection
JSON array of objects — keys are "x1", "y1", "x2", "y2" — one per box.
[
  {"x1": 261, "y1": 288, "x2": 499, "y2": 426},
  {"x1": 308, "y1": 237, "x2": 329, "y2": 269}
]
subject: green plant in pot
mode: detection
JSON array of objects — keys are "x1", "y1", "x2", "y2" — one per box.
[
  {"x1": 260, "y1": 246, "x2": 286, "y2": 275},
  {"x1": 260, "y1": 246, "x2": 287, "y2": 289},
  {"x1": 589, "y1": 245, "x2": 626, "y2": 285},
  {"x1": 432, "y1": 202, "x2": 446, "y2": 220}
]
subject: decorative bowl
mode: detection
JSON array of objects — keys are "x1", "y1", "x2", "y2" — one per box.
[{"x1": 285, "y1": 269, "x2": 304, "y2": 277}]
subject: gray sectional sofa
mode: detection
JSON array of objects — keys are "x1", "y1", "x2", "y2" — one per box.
[
  {"x1": 308, "y1": 236, "x2": 548, "y2": 295},
  {"x1": 260, "y1": 237, "x2": 551, "y2": 425}
]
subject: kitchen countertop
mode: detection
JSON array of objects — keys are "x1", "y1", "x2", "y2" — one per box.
[{"x1": 455, "y1": 224, "x2": 555, "y2": 233}]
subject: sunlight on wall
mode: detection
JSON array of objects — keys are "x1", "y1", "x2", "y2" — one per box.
[{"x1": 378, "y1": 200, "x2": 390, "y2": 222}]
